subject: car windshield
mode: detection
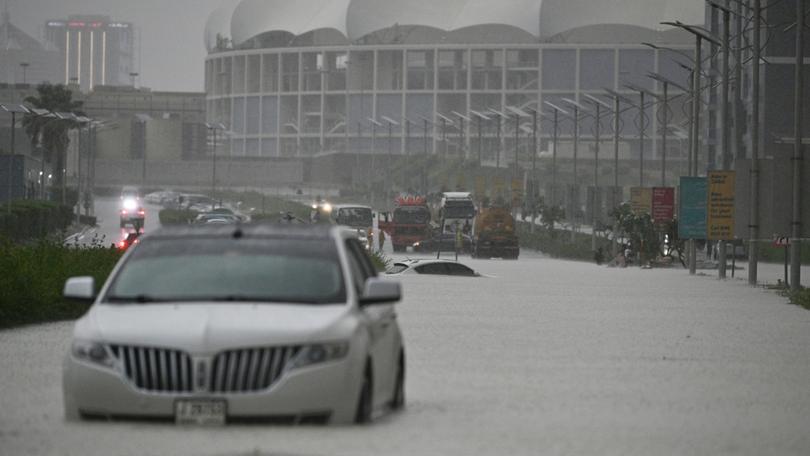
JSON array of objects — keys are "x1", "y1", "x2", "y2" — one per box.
[
  {"x1": 335, "y1": 207, "x2": 372, "y2": 227},
  {"x1": 105, "y1": 237, "x2": 345, "y2": 304},
  {"x1": 443, "y1": 202, "x2": 475, "y2": 219},
  {"x1": 393, "y1": 206, "x2": 430, "y2": 224}
]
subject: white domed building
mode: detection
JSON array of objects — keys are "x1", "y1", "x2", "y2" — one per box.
[{"x1": 205, "y1": 0, "x2": 704, "y2": 179}]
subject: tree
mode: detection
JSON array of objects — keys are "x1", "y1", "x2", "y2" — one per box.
[
  {"x1": 610, "y1": 203, "x2": 660, "y2": 264},
  {"x1": 22, "y1": 83, "x2": 83, "y2": 192}
]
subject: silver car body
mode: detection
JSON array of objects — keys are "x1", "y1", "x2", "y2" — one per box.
[{"x1": 63, "y1": 225, "x2": 404, "y2": 425}]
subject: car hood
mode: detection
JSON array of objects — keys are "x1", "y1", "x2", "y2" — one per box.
[{"x1": 79, "y1": 303, "x2": 354, "y2": 354}]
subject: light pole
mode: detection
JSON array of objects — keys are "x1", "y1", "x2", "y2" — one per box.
[
  {"x1": 489, "y1": 108, "x2": 508, "y2": 169},
  {"x1": 1, "y1": 104, "x2": 30, "y2": 213},
  {"x1": 470, "y1": 110, "x2": 491, "y2": 168},
  {"x1": 368, "y1": 117, "x2": 382, "y2": 207},
  {"x1": 562, "y1": 98, "x2": 590, "y2": 244},
  {"x1": 74, "y1": 116, "x2": 91, "y2": 223},
  {"x1": 622, "y1": 84, "x2": 650, "y2": 188},
  {"x1": 583, "y1": 94, "x2": 612, "y2": 251},
  {"x1": 205, "y1": 122, "x2": 226, "y2": 204},
  {"x1": 790, "y1": 0, "x2": 805, "y2": 291},
  {"x1": 749, "y1": 0, "x2": 762, "y2": 286},
  {"x1": 543, "y1": 101, "x2": 569, "y2": 208},
  {"x1": 381, "y1": 116, "x2": 399, "y2": 199},
  {"x1": 129, "y1": 72, "x2": 139, "y2": 88},
  {"x1": 648, "y1": 72, "x2": 690, "y2": 188},
  {"x1": 662, "y1": 21, "x2": 721, "y2": 276},
  {"x1": 452, "y1": 111, "x2": 471, "y2": 161},
  {"x1": 135, "y1": 113, "x2": 151, "y2": 190},
  {"x1": 436, "y1": 113, "x2": 453, "y2": 162}
]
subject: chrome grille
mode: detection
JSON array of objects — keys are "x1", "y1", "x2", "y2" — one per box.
[
  {"x1": 210, "y1": 346, "x2": 301, "y2": 393},
  {"x1": 109, "y1": 345, "x2": 193, "y2": 393}
]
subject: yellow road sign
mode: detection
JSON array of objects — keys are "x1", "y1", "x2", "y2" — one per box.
[{"x1": 707, "y1": 171, "x2": 735, "y2": 241}]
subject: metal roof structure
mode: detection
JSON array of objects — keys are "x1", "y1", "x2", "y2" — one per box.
[{"x1": 208, "y1": 0, "x2": 706, "y2": 51}]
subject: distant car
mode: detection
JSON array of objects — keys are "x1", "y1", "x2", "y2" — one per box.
[
  {"x1": 412, "y1": 232, "x2": 473, "y2": 254},
  {"x1": 119, "y1": 187, "x2": 145, "y2": 229},
  {"x1": 194, "y1": 213, "x2": 240, "y2": 224},
  {"x1": 386, "y1": 259, "x2": 478, "y2": 277},
  {"x1": 62, "y1": 225, "x2": 405, "y2": 425},
  {"x1": 144, "y1": 190, "x2": 179, "y2": 205}
]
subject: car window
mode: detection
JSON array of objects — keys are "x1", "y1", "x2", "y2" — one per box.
[
  {"x1": 414, "y1": 263, "x2": 449, "y2": 275},
  {"x1": 445, "y1": 263, "x2": 476, "y2": 277},
  {"x1": 106, "y1": 238, "x2": 345, "y2": 304},
  {"x1": 387, "y1": 264, "x2": 408, "y2": 274}
]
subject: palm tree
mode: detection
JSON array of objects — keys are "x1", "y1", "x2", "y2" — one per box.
[{"x1": 22, "y1": 83, "x2": 84, "y2": 192}]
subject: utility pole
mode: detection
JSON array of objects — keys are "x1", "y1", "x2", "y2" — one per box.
[
  {"x1": 716, "y1": 0, "x2": 732, "y2": 280},
  {"x1": 748, "y1": 0, "x2": 762, "y2": 286},
  {"x1": 790, "y1": 0, "x2": 805, "y2": 291}
]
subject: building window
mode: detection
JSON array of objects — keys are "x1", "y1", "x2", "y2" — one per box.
[
  {"x1": 407, "y1": 50, "x2": 434, "y2": 90},
  {"x1": 471, "y1": 50, "x2": 503, "y2": 91},
  {"x1": 542, "y1": 49, "x2": 576, "y2": 90},
  {"x1": 506, "y1": 49, "x2": 538, "y2": 91},
  {"x1": 377, "y1": 50, "x2": 404, "y2": 90},
  {"x1": 579, "y1": 49, "x2": 614, "y2": 90}
]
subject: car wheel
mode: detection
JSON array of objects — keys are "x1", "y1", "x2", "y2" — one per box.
[
  {"x1": 389, "y1": 352, "x2": 405, "y2": 411},
  {"x1": 354, "y1": 361, "x2": 373, "y2": 424}
]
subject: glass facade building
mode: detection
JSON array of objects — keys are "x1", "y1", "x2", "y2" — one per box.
[{"x1": 205, "y1": 0, "x2": 703, "y2": 171}]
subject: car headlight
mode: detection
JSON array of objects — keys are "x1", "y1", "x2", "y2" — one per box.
[
  {"x1": 289, "y1": 342, "x2": 349, "y2": 370},
  {"x1": 71, "y1": 340, "x2": 114, "y2": 368}
]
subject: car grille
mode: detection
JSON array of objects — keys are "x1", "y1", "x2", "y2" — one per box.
[
  {"x1": 210, "y1": 346, "x2": 301, "y2": 393},
  {"x1": 110, "y1": 345, "x2": 193, "y2": 393}
]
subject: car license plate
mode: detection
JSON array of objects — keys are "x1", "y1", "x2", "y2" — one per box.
[{"x1": 175, "y1": 400, "x2": 226, "y2": 426}]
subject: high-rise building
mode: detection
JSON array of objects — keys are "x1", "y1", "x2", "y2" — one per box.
[{"x1": 45, "y1": 15, "x2": 135, "y2": 92}]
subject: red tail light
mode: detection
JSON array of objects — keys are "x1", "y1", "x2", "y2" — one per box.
[
  {"x1": 138, "y1": 209, "x2": 145, "y2": 216},
  {"x1": 118, "y1": 241, "x2": 127, "y2": 249},
  {"x1": 121, "y1": 210, "x2": 128, "y2": 215}
]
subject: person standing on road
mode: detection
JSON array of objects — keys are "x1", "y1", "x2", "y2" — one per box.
[{"x1": 378, "y1": 228, "x2": 386, "y2": 252}]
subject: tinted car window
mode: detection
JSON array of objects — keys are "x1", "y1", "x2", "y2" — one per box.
[
  {"x1": 387, "y1": 264, "x2": 409, "y2": 274},
  {"x1": 445, "y1": 263, "x2": 476, "y2": 277},
  {"x1": 415, "y1": 263, "x2": 449, "y2": 275},
  {"x1": 106, "y1": 238, "x2": 345, "y2": 304}
]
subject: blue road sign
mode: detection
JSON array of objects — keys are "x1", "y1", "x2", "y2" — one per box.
[{"x1": 679, "y1": 177, "x2": 707, "y2": 240}]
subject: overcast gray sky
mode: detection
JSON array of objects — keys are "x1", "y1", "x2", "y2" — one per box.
[{"x1": 8, "y1": 0, "x2": 223, "y2": 92}]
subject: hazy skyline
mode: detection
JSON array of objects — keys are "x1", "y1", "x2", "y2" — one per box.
[{"x1": 7, "y1": 0, "x2": 223, "y2": 92}]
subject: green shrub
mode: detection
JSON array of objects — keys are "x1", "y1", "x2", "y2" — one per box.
[
  {"x1": 158, "y1": 209, "x2": 198, "y2": 225},
  {"x1": 0, "y1": 200, "x2": 73, "y2": 241},
  {"x1": 369, "y1": 250, "x2": 390, "y2": 272},
  {"x1": 0, "y1": 240, "x2": 122, "y2": 329},
  {"x1": 789, "y1": 288, "x2": 810, "y2": 310}
]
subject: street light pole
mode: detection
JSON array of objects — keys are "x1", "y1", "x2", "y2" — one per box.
[
  {"x1": 790, "y1": 0, "x2": 805, "y2": 291},
  {"x1": 748, "y1": 0, "x2": 762, "y2": 286}
]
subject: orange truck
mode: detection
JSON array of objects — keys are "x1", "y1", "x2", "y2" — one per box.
[
  {"x1": 378, "y1": 196, "x2": 432, "y2": 252},
  {"x1": 472, "y1": 206, "x2": 519, "y2": 259}
]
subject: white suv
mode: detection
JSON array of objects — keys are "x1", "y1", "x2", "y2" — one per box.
[{"x1": 62, "y1": 224, "x2": 405, "y2": 425}]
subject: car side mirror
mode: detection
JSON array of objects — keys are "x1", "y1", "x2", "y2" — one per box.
[
  {"x1": 63, "y1": 276, "x2": 95, "y2": 302},
  {"x1": 360, "y1": 278, "x2": 401, "y2": 306}
]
